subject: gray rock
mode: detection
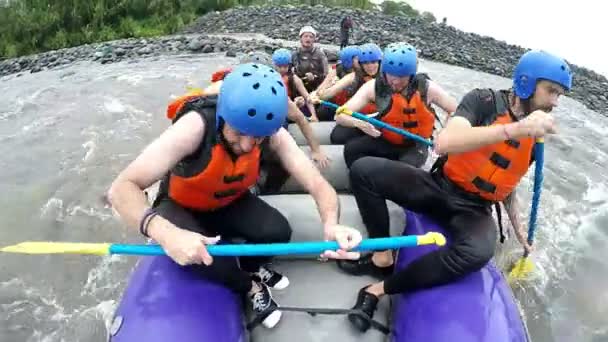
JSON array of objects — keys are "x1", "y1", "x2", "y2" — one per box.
[
  {"x1": 202, "y1": 44, "x2": 214, "y2": 53},
  {"x1": 188, "y1": 39, "x2": 205, "y2": 51},
  {"x1": 138, "y1": 46, "x2": 152, "y2": 54},
  {"x1": 0, "y1": 5, "x2": 606, "y2": 115}
]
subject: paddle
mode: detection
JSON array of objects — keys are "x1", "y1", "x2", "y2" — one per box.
[
  {"x1": 508, "y1": 138, "x2": 544, "y2": 282},
  {"x1": 1, "y1": 232, "x2": 446, "y2": 257},
  {"x1": 319, "y1": 100, "x2": 434, "y2": 147}
]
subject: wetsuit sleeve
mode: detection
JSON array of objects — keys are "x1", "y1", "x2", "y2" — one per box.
[{"x1": 452, "y1": 89, "x2": 484, "y2": 126}]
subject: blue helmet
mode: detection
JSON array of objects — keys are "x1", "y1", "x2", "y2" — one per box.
[
  {"x1": 381, "y1": 43, "x2": 417, "y2": 77},
  {"x1": 272, "y1": 48, "x2": 292, "y2": 66},
  {"x1": 339, "y1": 45, "x2": 361, "y2": 70},
  {"x1": 358, "y1": 43, "x2": 383, "y2": 64},
  {"x1": 513, "y1": 50, "x2": 573, "y2": 99},
  {"x1": 217, "y1": 63, "x2": 288, "y2": 137}
]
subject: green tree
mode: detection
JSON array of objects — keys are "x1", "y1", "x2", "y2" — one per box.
[{"x1": 0, "y1": 0, "x2": 412, "y2": 58}]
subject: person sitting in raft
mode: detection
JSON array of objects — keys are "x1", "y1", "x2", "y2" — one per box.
[
  {"x1": 272, "y1": 48, "x2": 319, "y2": 122},
  {"x1": 168, "y1": 51, "x2": 330, "y2": 170},
  {"x1": 291, "y1": 26, "x2": 331, "y2": 94},
  {"x1": 310, "y1": 43, "x2": 383, "y2": 145},
  {"x1": 328, "y1": 42, "x2": 457, "y2": 168},
  {"x1": 310, "y1": 45, "x2": 363, "y2": 123},
  {"x1": 193, "y1": 53, "x2": 331, "y2": 194},
  {"x1": 336, "y1": 45, "x2": 361, "y2": 80},
  {"x1": 338, "y1": 50, "x2": 573, "y2": 332},
  {"x1": 107, "y1": 63, "x2": 362, "y2": 329}
]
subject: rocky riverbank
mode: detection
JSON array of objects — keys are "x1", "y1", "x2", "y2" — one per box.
[
  {"x1": 1, "y1": 5, "x2": 606, "y2": 114},
  {"x1": 184, "y1": 5, "x2": 608, "y2": 115}
]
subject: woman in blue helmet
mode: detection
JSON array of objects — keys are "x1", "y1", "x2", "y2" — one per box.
[
  {"x1": 338, "y1": 50, "x2": 572, "y2": 332},
  {"x1": 335, "y1": 45, "x2": 361, "y2": 79},
  {"x1": 272, "y1": 48, "x2": 319, "y2": 122},
  {"x1": 107, "y1": 63, "x2": 363, "y2": 330},
  {"x1": 332, "y1": 43, "x2": 457, "y2": 168},
  {"x1": 311, "y1": 45, "x2": 365, "y2": 122},
  {"x1": 312, "y1": 44, "x2": 382, "y2": 144}
]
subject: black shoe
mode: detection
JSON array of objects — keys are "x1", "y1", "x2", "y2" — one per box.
[
  {"x1": 252, "y1": 264, "x2": 290, "y2": 290},
  {"x1": 249, "y1": 282, "x2": 282, "y2": 328},
  {"x1": 337, "y1": 254, "x2": 394, "y2": 279},
  {"x1": 348, "y1": 286, "x2": 380, "y2": 332}
]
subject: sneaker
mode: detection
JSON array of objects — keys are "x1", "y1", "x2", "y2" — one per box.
[
  {"x1": 249, "y1": 282, "x2": 282, "y2": 328},
  {"x1": 347, "y1": 286, "x2": 380, "y2": 332},
  {"x1": 252, "y1": 265, "x2": 290, "y2": 290},
  {"x1": 337, "y1": 254, "x2": 394, "y2": 279}
]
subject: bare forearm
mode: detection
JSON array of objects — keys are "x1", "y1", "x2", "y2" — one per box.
[
  {"x1": 335, "y1": 113, "x2": 361, "y2": 128},
  {"x1": 503, "y1": 190, "x2": 523, "y2": 232},
  {"x1": 316, "y1": 69, "x2": 336, "y2": 93},
  {"x1": 319, "y1": 75, "x2": 351, "y2": 100},
  {"x1": 306, "y1": 101, "x2": 317, "y2": 118},
  {"x1": 293, "y1": 110, "x2": 321, "y2": 152},
  {"x1": 107, "y1": 179, "x2": 151, "y2": 231},
  {"x1": 436, "y1": 121, "x2": 517, "y2": 154},
  {"x1": 312, "y1": 183, "x2": 340, "y2": 228}
]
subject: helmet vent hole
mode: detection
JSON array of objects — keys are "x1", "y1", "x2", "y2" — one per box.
[
  {"x1": 561, "y1": 65, "x2": 566, "y2": 71},
  {"x1": 248, "y1": 109, "x2": 256, "y2": 117},
  {"x1": 266, "y1": 113, "x2": 274, "y2": 120},
  {"x1": 252, "y1": 64, "x2": 259, "y2": 69},
  {"x1": 253, "y1": 82, "x2": 260, "y2": 90},
  {"x1": 399, "y1": 62, "x2": 403, "y2": 66},
  {"x1": 243, "y1": 72, "x2": 252, "y2": 77},
  {"x1": 271, "y1": 86, "x2": 277, "y2": 95},
  {"x1": 389, "y1": 61, "x2": 394, "y2": 65}
]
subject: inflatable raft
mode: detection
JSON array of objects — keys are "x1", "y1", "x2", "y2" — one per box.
[{"x1": 109, "y1": 122, "x2": 530, "y2": 342}]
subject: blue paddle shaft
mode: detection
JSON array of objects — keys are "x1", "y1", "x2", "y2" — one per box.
[
  {"x1": 109, "y1": 235, "x2": 420, "y2": 256},
  {"x1": 320, "y1": 101, "x2": 433, "y2": 147},
  {"x1": 527, "y1": 141, "x2": 544, "y2": 247}
]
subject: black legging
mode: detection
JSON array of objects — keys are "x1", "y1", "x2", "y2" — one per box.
[
  {"x1": 342, "y1": 132, "x2": 429, "y2": 169},
  {"x1": 349, "y1": 157, "x2": 497, "y2": 294},
  {"x1": 316, "y1": 104, "x2": 337, "y2": 122},
  {"x1": 330, "y1": 125, "x2": 364, "y2": 145},
  {"x1": 153, "y1": 192, "x2": 292, "y2": 293}
]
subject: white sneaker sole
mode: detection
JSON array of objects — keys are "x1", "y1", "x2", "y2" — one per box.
[
  {"x1": 270, "y1": 276, "x2": 290, "y2": 290},
  {"x1": 262, "y1": 309, "x2": 282, "y2": 328}
]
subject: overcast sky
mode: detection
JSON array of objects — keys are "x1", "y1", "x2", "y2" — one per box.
[{"x1": 381, "y1": 0, "x2": 607, "y2": 77}]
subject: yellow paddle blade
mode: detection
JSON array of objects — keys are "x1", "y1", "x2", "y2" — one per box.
[
  {"x1": 508, "y1": 257, "x2": 535, "y2": 282},
  {"x1": 185, "y1": 86, "x2": 204, "y2": 93},
  {"x1": 1, "y1": 242, "x2": 111, "y2": 255},
  {"x1": 417, "y1": 232, "x2": 447, "y2": 246}
]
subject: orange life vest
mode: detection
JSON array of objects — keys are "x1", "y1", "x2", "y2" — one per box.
[
  {"x1": 166, "y1": 89, "x2": 205, "y2": 120},
  {"x1": 332, "y1": 72, "x2": 376, "y2": 114},
  {"x1": 167, "y1": 96, "x2": 261, "y2": 211},
  {"x1": 375, "y1": 73, "x2": 436, "y2": 145},
  {"x1": 211, "y1": 67, "x2": 233, "y2": 83},
  {"x1": 166, "y1": 68, "x2": 233, "y2": 120},
  {"x1": 442, "y1": 92, "x2": 534, "y2": 202}
]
